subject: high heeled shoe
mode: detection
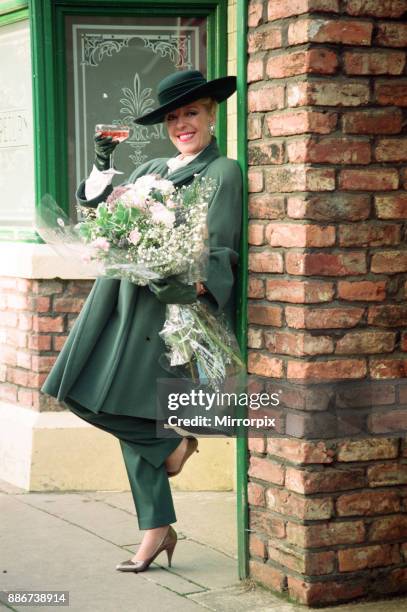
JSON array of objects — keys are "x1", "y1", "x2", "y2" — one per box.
[
  {"x1": 167, "y1": 435, "x2": 199, "y2": 478},
  {"x1": 116, "y1": 525, "x2": 177, "y2": 572}
]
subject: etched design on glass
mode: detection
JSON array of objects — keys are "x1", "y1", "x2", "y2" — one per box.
[
  {"x1": 119, "y1": 73, "x2": 166, "y2": 164},
  {"x1": 0, "y1": 110, "x2": 29, "y2": 148},
  {"x1": 120, "y1": 73, "x2": 154, "y2": 126},
  {"x1": 141, "y1": 35, "x2": 191, "y2": 69},
  {"x1": 82, "y1": 34, "x2": 130, "y2": 66},
  {"x1": 82, "y1": 33, "x2": 192, "y2": 69}
]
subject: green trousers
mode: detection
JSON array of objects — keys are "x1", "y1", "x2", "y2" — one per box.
[{"x1": 64, "y1": 397, "x2": 183, "y2": 530}]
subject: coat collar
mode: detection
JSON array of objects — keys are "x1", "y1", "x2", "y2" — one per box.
[{"x1": 163, "y1": 136, "x2": 221, "y2": 186}]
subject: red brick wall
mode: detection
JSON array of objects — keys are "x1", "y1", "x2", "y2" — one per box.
[
  {"x1": 247, "y1": 0, "x2": 407, "y2": 605},
  {"x1": 0, "y1": 278, "x2": 93, "y2": 411}
]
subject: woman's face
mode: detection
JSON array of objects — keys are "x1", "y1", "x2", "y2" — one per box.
[{"x1": 164, "y1": 101, "x2": 215, "y2": 156}]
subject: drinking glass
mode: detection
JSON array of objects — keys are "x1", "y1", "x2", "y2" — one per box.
[{"x1": 95, "y1": 124, "x2": 130, "y2": 175}]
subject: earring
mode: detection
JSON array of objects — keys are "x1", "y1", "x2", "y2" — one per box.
[{"x1": 209, "y1": 123, "x2": 215, "y2": 135}]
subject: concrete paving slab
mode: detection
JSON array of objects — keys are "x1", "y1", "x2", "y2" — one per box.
[
  {"x1": 82, "y1": 490, "x2": 136, "y2": 514},
  {"x1": 189, "y1": 584, "x2": 299, "y2": 611},
  {"x1": 14, "y1": 492, "x2": 144, "y2": 546},
  {"x1": 135, "y1": 565, "x2": 207, "y2": 596},
  {"x1": 171, "y1": 492, "x2": 237, "y2": 558},
  {"x1": 126, "y1": 539, "x2": 237, "y2": 590},
  {"x1": 0, "y1": 494, "x2": 203, "y2": 612}
]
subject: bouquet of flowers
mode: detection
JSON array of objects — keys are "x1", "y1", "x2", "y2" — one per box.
[
  {"x1": 35, "y1": 174, "x2": 245, "y2": 391},
  {"x1": 75, "y1": 174, "x2": 212, "y2": 285}
]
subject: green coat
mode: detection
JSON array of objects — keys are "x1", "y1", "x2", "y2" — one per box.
[{"x1": 40, "y1": 137, "x2": 243, "y2": 418}]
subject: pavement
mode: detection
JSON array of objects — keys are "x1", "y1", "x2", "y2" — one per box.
[{"x1": 1, "y1": 480, "x2": 407, "y2": 612}]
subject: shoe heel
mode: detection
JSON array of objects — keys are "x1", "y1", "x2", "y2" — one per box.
[{"x1": 166, "y1": 543, "x2": 176, "y2": 567}]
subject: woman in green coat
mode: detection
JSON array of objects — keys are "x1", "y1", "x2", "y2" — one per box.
[{"x1": 41, "y1": 70, "x2": 242, "y2": 572}]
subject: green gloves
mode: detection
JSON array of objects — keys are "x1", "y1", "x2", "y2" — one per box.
[
  {"x1": 94, "y1": 134, "x2": 119, "y2": 171},
  {"x1": 149, "y1": 277, "x2": 197, "y2": 304}
]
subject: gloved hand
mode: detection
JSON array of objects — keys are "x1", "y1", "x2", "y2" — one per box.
[
  {"x1": 94, "y1": 133, "x2": 119, "y2": 171},
  {"x1": 148, "y1": 277, "x2": 197, "y2": 304}
]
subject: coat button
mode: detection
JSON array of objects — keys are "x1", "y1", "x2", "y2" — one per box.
[{"x1": 146, "y1": 336, "x2": 151, "y2": 341}]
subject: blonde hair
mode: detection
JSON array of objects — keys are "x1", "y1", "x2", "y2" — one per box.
[{"x1": 194, "y1": 97, "x2": 218, "y2": 116}]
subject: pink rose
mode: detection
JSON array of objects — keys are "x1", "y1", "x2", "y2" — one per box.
[
  {"x1": 91, "y1": 237, "x2": 110, "y2": 251},
  {"x1": 128, "y1": 229, "x2": 141, "y2": 245}
]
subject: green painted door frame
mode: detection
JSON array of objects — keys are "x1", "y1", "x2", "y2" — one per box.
[
  {"x1": 236, "y1": 0, "x2": 248, "y2": 580},
  {"x1": 1, "y1": 0, "x2": 249, "y2": 580}
]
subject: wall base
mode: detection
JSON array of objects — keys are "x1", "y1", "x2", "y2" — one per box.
[{"x1": 0, "y1": 402, "x2": 235, "y2": 491}]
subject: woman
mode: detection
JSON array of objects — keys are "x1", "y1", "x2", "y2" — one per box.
[{"x1": 40, "y1": 69, "x2": 243, "y2": 572}]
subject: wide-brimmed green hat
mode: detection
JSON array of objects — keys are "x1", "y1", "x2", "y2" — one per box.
[{"x1": 133, "y1": 69, "x2": 236, "y2": 125}]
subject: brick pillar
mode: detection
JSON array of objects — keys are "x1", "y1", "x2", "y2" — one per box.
[
  {"x1": 0, "y1": 278, "x2": 93, "y2": 412},
  {"x1": 247, "y1": 0, "x2": 407, "y2": 605}
]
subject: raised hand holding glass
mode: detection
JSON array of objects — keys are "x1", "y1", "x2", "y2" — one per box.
[{"x1": 94, "y1": 124, "x2": 130, "y2": 175}]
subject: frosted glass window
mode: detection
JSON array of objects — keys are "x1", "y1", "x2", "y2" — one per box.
[
  {"x1": 65, "y1": 14, "x2": 207, "y2": 201},
  {"x1": 0, "y1": 20, "x2": 35, "y2": 226}
]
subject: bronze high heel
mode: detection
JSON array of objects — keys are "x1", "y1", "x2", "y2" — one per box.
[
  {"x1": 167, "y1": 435, "x2": 199, "y2": 478},
  {"x1": 116, "y1": 525, "x2": 177, "y2": 572}
]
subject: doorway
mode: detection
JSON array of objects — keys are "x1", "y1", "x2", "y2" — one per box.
[{"x1": 29, "y1": 0, "x2": 249, "y2": 587}]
